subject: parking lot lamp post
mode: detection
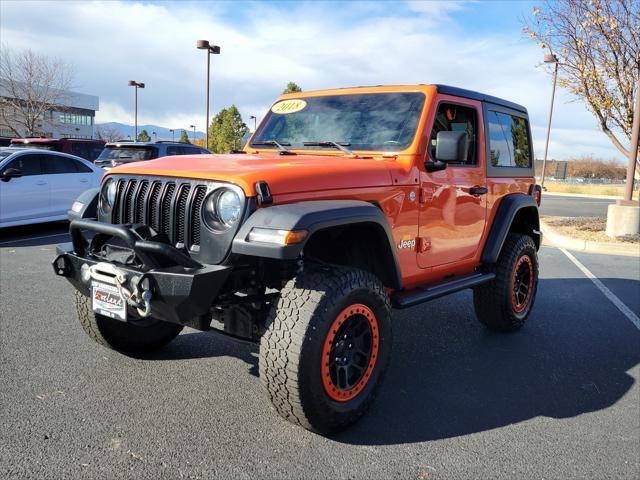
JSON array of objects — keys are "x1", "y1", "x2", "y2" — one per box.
[
  {"x1": 196, "y1": 40, "x2": 221, "y2": 149},
  {"x1": 169, "y1": 129, "x2": 174, "y2": 142},
  {"x1": 127, "y1": 80, "x2": 145, "y2": 141},
  {"x1": 250, "y1": 115, "x2": 257, "y2": 132},
  {"x1": 623, "y1": 74, "x2": 639, "y2": 204},
  {"x1": 540, "y1": 54, "x2": 559, "y2": 189},
  {"x1": 190, "y1": 124, "x2": 196, "y2": 143}
]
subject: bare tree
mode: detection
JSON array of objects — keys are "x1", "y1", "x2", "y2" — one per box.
[
  {"x1": 523, "y1": 0, "x2": 639, "y2": 163},
  {"x1": 95, "y1": 124, "x2": 124, "y2": 143},
  {"x1": 0, "y1": 47, "x2": 75, "y2": 137}
]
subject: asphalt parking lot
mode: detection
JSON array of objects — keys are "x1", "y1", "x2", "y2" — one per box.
[
  {"x1": 539, "y1": 194, "x2": 614, "y2": 217},
  {"x1": 1, "y1": 224, "x2": 639, "y2": 479}
]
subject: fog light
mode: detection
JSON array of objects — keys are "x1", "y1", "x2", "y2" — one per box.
[{"x1": 247, "y1": 228, "x2": 308, "y2": 245}]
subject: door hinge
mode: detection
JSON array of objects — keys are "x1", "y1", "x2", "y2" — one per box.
[
  {"x1": 417, "y1": 237, "x2": 431, "y2": 252},
  {"x1": 419, "y1": 187, "x2": 433, "y2": 204}
]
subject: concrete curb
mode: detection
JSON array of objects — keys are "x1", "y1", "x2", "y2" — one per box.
[{"x1": 540, "y1": 220, "x2": 640, "y2": 257}]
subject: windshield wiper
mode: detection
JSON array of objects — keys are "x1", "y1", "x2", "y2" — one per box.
[
  {"x1": 303, "y1": 141, "x2": 356, "y2": 156},
  {"x1": 252, "y1": 140, "x2": 296, "y2": 155}
]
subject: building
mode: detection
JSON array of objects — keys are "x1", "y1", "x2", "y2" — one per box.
[{"x1": 0, "y1": 80, "x2": 99, "y2": 140}]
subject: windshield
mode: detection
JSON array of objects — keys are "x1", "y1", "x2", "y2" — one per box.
[
  {"x1": 0, "y1": 150, "x2": 14, "y2": 160},
  {"x1": 97, "y1": 147, "x2": 156, "y2": 161},
  {"x1": 11, "y1": 144, "x2": 55, "y2": 151},
  {"x1": 250, "y1": 92, "x2": 425, "y2": 152}
]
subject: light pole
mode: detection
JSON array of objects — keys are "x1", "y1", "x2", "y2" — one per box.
[
  {"x1": 196, "y1": 40, "x2": 221, "y2": 149},
  {"x1": 169, "y1": 129, "x2": 175, "y2": 142},
  {"x1": 250, "y1": 115, "x2": 257, "y2": 132},
  {"x1": 540, "y1": 54, "x2": 559, "y2": 189},
  {"x1": 190, "y1": 124, "x2": 196, "y2": 143},
  {"x1": 127, "y1": 80, "x2": 145, "y2": 140},
  {"x1": 623, "y1": 74, "x2": 639, "y2": 204}
]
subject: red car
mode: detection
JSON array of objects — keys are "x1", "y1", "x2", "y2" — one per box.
[{"x1": 10, "y1": 138, "x2": 105, "y2": 162}]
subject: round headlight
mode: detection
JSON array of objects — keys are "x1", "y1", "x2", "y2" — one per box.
[
  {"x1": 217, "y1": 190, "x2": 242, "y2": 227},
  {"x1": 203, "y1": 188, "x2": 243, "y2": 231},
  {"x1": 100, "y1": 178, "x2": 117, "y2": 213}
]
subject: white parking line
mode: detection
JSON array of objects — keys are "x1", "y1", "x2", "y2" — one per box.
[
  {"x1": 560, "y1": 247, "x2": 640, "y2": 331},
  {"x1": 0, "y1": 232, "x2": 69, "y2": 246}
]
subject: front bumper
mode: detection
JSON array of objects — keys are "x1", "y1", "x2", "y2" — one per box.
[{"x1": 53, "y1": 219, "x2": 231, "y2": 329}]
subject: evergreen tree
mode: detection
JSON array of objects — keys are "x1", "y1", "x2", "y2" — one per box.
[
  {"x1": 180, "y1": 129, "x2": 189, "y2": 143},
  {"x1": 137, "y1": 129, "x2": 151, "y2": 142},
  {"x1": 208, "y1": 105, "x2": 249, "y2": 153},
  {"x1": 282, "y1": 82, "x2": 302, "y2": 94}
]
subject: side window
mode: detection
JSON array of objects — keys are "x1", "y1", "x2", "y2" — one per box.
[
  {"x1": 74, "y1": 160, "x2": 93, "y2": 173},
  {"x1": 166, "y1": 146, "x2": 179, "y2": 155},
  {"x1": 43, "y1": 156, "x2": 79, "y2": 174},
  {"x1": 5, "y1": 154, "x2": 43, "y2": 176},
  {"x1": 71, "y1": 144, "x2": 89, "y2": 159},
  {"x1": 90, "y1": 146, "x2": 104, "y2": 161},
  {"x1": 487, "y1": 111, "x2": 531, "y2": 168},
  {"x1": 429, "y1": 102, "x2": 477, "y2": 165}
]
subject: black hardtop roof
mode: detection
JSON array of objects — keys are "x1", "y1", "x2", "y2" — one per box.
[{"x1": 434, "y1": 84, "x2": 527, "y2": 114}]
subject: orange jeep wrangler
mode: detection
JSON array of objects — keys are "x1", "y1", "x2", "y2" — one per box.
[{"x1": 54, "y1": 85, "x2": 542, "y2": 434}]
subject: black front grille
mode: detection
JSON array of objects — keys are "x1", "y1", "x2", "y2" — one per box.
[{"x1": 111, "y1": 177, "x2": 207, "y2": 249}]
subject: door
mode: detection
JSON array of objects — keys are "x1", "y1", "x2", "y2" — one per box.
[
  {"x1": 0, "y1": 154, "x2": 50, "y2": 224},
  {"x1": 43, "y1": 154, "x2": 95, "y2": 216},
  {"x1": 418, "y1": 99, "x2": 488, "y2": 268}
]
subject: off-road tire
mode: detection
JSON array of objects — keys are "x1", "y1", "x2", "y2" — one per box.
[
  {"x1": 473, "y1": 233, "x2": 538, "y2": 331},
  {"x1": 259, "y1": 266, "x2": 392, "y2": 434},
  {"x1": 75, "y1": 290, "x2": 183, "y2": 353}
]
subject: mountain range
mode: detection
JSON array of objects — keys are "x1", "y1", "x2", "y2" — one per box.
[{"x1": 96, "y1": 122, "x2": 206, "y2": 142}]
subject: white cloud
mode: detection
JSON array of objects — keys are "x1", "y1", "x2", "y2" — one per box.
[{"x1": 0, "y1": 0, "x2": 625, "y2": 161}]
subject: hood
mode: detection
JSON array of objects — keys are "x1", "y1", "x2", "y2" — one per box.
[{"x1": 109, "y1": 153, "x2": 396, "y2": 196}]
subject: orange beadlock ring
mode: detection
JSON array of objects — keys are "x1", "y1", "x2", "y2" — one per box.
[
  {"x1": 511, "y1": 255, "x2": 534, "y2": 313},
  {"x1": 321, "y1": 303, "x2": 379, "y2": 402}
]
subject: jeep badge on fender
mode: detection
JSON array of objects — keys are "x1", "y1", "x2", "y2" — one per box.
[{"x1": 53, "y1": 84, "x2": 541, "y2": 435}]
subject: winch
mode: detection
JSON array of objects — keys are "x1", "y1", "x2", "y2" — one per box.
[{"x1": 82, "y1": 262, "x2": 153, "y2": 318}]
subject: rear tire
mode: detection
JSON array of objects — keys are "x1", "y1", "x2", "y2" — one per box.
[
  {"x1": 259, "y1": 266, "x2": 392, "y2": 434},
  {"x1": 75, "y1": 290, "x2": 183, "y2": 353},
  {"x1": 473, "y1": 233, "x2": 538, "y2": 331}
]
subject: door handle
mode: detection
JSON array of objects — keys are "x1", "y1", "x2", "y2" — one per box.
[
  {"x1": 469, "y1": 186, "x2": 488, "y2": 196},
  {"x1": 36, "y1": 181, "x2": 47, "y2": 186},
  {"x1": 79, "y1": 179, "x2": 89, "y2": 183}
]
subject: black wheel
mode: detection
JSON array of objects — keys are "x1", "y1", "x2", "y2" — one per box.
[
  {"x1": 259, "y1": 266, "x2": 392, "y2": 434},
  {"x1": 75, "y1": 290, "x2": 183, "y2": 353},
  {"x1": 473, "y1": 233, "x2": 538, "y2": 331}
]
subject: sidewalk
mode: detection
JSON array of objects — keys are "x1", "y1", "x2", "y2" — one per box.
[{"x1": 540, "y1": 219, "x2": 640, "y2": 257}]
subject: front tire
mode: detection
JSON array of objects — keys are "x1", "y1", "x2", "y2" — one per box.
[
  {"x1": 75, "y1": 291, "x2": 184, "y2": 353},
  {"x1": 259, "y1": 266, "x2": 392, "y2": 434},
  {"x1": 473, "y1": 233, "x2": 539, "y2": 331}
]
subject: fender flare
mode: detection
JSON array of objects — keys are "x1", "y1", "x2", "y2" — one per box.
[
  {"x1": 67, "y1": 187, "x2": 100, "y2": 222},
  {"x1": 232, "y1": 200, "x2": 402, "y2": 289},
  {"x1": 481, "y1": 194, "x2": 540, "y2": 264}
]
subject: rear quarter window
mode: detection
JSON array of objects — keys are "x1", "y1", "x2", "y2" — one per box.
[{"x1": 484, "y1": 104, "x2": 533, "y2": 177}]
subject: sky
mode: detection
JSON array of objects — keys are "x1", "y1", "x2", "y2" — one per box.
[{"x1": 0, "y1": 0, "x2": 627, "y2": 162}]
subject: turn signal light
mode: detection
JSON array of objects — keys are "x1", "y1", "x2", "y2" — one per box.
[{"x1": 247, "y1": 228, "x2": 309, "y2": 245}]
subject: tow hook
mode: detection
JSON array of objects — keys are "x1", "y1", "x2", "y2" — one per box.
[{"x1": 85, "y1": 262, "x2": 153, "y2": 318}]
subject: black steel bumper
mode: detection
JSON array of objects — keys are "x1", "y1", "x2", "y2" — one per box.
[{"x1": 53, "y1": 219, "x2": 232, "y2": 329}]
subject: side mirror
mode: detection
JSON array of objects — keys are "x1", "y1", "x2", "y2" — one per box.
[
  {"x1": 0, "y1": 167, "x2": 23, "y2": 182},
  {"x1": 435, "y1": 130, "x2": 468, "y2": 163}
]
